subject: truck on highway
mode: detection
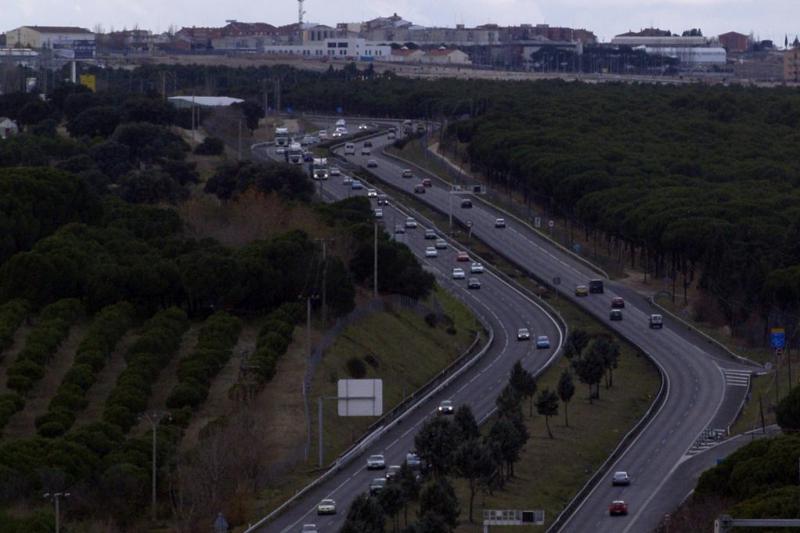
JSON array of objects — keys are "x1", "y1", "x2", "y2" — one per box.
[
  {"x1": 402, "y1": 119, "x2": 413, "y2": 134},
  {"x1": 274, "y1": 127, "x2": 289, "y2": 147},
  {"x1": 288, "y1": 142, "x2": 303, "y2": 165},
  {"x1": 344, "y1": 143, "x2": 356, "y2": 155},
  {"x1": 312, "y1": 158, "x2": 329, "y2": 180}
]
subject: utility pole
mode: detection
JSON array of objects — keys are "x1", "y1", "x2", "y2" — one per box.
[
  {"x1": 237, "y1": 118, "x2": 242, "y2": 161},
  {"x1": 140, "y1": 411, "x2": 171, "y2": 522},
  {"x1": 43, "y1": 492, "x2": 70, "y2": 533},
  {"x1": 373, "y1": 222, "x2": 379, "y2": 299},
  {"x1": 320, "y1": 240, "x2": 330, "y2": 325}
]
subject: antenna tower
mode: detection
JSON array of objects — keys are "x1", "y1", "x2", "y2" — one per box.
[{"x1": 298, "y1": 0, "x2": 306, "y2": 25}]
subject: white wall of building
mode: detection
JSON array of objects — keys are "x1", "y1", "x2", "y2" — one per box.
[
  {"x1": 643, "y1": 46, "x2": 727, "y2": 65},
  {"x1": 263, "y1": 38, "x2": 390, "y2": 60}
]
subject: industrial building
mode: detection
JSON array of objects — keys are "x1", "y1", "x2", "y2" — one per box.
[
  {"x1": 4, "y1": 26, "x2": 95, "y2": 58},
  {"x1": 262, "y1": 37, "x2": 390, "y2": 60}
]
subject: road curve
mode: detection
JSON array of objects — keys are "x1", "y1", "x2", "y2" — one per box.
[
  {"x1": 328, "y1": 125, "x2": 756, "y2": 533},
  {"x1": 248, "y1": 140, "x2": 565, "y2": 533}
]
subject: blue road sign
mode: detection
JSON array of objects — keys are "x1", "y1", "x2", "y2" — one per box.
[
  {"x1": 771, "y1": 328, "x2": 786, "y2": 349},
  {"x1": 336, "y1": 106, "x2": 343, "y2": 114}
]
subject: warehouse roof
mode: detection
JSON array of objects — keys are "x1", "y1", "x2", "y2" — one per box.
[{"x1": 25, "y1": 26, "x2": 93, "y2": 34}]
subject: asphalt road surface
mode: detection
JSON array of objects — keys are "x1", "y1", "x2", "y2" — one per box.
[
  {"x1": 250, "y1": 138, "x2": 564, "y2": 532},
  {"x1": 326, "y1": 125, "x2": 758, "y2": 533}
]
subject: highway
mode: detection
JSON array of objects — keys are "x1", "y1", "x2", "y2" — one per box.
[
  {"x1": 250, "y1": 138, "x2": 565, "y2": 532},
  {"x1": 325, "y1": 125, "x2": 758, "y2": 533}
]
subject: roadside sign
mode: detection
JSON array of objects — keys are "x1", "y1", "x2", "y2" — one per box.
[
  {"x1": 483, "y1": 510, "x2": 544, "y2": 526},
  {"x1": 336, "y1": 106, "x2": 343, "y2": 114},
  {"x1": 771, "y1": 328, "x2": 786, "y2": 349},
  {"x1": 534, "y1": 217, "x2": 541, "y2": 228},
  {"x1": 548, "y1": 220, "x2": 555, "y2": 229}
]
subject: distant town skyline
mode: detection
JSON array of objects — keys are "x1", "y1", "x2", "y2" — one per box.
[{"x1": 5, "y1": 0, "x2": 799, "y2": 44}]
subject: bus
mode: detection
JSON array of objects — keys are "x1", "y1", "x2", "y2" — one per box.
[
  {"x1": 275, "y1": 127, "x2": 289, "y2": 147},
  {"x1": 288, "y1": 143, "x2": 303, "y2": 165},
  {"x1": 312, "y1": 158, "x2": 329, "y2": 180}
]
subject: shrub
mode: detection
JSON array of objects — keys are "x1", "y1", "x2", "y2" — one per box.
[
  {"x1": 0, "y1": 299, "x2": 30, "y2": 353},
  {"x1": 194, "y1": 136, "x2": 225, "y2": 155},
  {"x1": 166, "y1": 382, "x2": 207, "y2": 410},
  {"x1": 424, "y1": 313, "x2": 438, "y2": 328},
  {"x1": 346, "y1": 357, "x2": 367, "y2": 379}
]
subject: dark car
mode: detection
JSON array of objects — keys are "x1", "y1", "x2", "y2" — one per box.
[
  {"x1": 369, "y1": 477, "x2": 387, "y2": 495},
  {"x1": 422, "y1": 178, "x2": 432, "y2": 187},
  {"x1": 611, "y1": 296, "x2": 625, "y2": 309},
  {"x1": 610, "y1": 309, "x2": 623, "y2": 321},
  {"x1": 609, "y1": 500, "x2": 628, "y2": 516},
  {"x1": 461, "y1": 199, "x2": 473, "y2": 209},
  {"x1": 424, "y1": 229, "x2": 437, "y2": 240},
  {"x1": 437, "y1": 399, "x2": 454, "y2": 415},
  {"x1": 612, "y1": 471, "x2": 631, "y2": 486},
  {"x1": 467, "y1": 277, "x2": 481, "y2": 290},
  {"x1": 589, "y1": 279, "x2": 604, "y2": 294}
]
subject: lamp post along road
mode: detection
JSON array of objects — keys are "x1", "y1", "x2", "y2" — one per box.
[
  {"x1": 140, "y1": 411, "x2": 171, "y2": 522},
  {"x1": 43, "y1": 492, "x2": 70, "y2": 533}
]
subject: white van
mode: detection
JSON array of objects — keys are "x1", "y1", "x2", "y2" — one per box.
[
  {"x1": 361, "y1": 146, "x2": 371, "y2": 156},
  {"x1": 344, "y1": 143, "x2": 356, "y2": 155}
]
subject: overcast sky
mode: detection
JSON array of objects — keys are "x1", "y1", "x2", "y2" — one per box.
[{"x1": 5, "y1": 0, "x2": 799, "y2": 43}]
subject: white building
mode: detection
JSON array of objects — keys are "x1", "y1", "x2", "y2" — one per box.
[
  {"x1": 4, "y1": 26, "x2": 95, "y2": 58},
  {"x1": 168, "y1": 96, "x2": 244, "y2": 109},
  {"x1": 421, "y1": 48, "x2": 471, "y2": 65},
  {"x1": 0, "y1": 48, "x2": 39, "y2": 68},
  {"x1": 0, "y1": 118, "x2": 19, "y2": 139},
  {"x1": 641, "y1": 46, "x2": 727, "y2": 65},
  {"x1": 263, "y1": 38, "x2": 390, "y2": 60},
  {"x1": 611, "y1": 35, "x2": 708, "y2": 48}
]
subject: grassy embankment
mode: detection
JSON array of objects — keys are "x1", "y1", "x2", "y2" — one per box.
[{"x1": 346, "y1": 141, "x2": 660, "y2": 530}]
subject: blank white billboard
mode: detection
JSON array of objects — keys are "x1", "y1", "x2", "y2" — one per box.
[{"x1": 338, "y1": 379, "x2": 383, "y2": 417}]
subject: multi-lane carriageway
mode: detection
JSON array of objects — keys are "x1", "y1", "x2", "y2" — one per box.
[{"x1": 250, "y1": 119, "x2": 760, "y2": 533}]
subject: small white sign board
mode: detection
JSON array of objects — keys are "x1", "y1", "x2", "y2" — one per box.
[
  {"x1": 338, "y1": 379, "x2": 383, "y2": 416},
  {"x1": 483, "y1": 510, "x2": 544, "y2": 526}
]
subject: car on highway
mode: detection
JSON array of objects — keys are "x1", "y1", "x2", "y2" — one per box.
[
  {"x1": 456, "y1": 251, "x2": 469, "y2": 262},
  {"x1": 437, "y1": 399, "x2": 454, "y2": 415},
  {"x1": 367, "y1": 189, "x2": 377, "y2": 198},
  {"x1": 329, "y1": 167, "x2": 341, "y2": 177},
  {"x1": 517, "y1": 328, "x2": 530, "y2": 341},
  {"x1": 425, "y1": 247, "x2": 438, "y2": 258},
  {"x1": 470, "y1": 262, "x2": 484, "y2": 274},
  {"x1": 385, "y1": 465, "x2": 401, "y2": 480},
  {"x1": 366, "y1": 454, "x2": 386, "y2": 470},
  {"x1": 649, "y1": 314, "x2": 663, "y2": 329},
  {"x1": 342, "y1": 176, "x2": 352, "y2": 186},
  {"x1": 461, "y1": 199, "x2": 473, "y2": 208},
  {"x1": 610, "y1": 309, "x2": 623, "y2": 321},
  {"x1": 589, "y1": 279, "x2": 605, "y2": 294},
  {"x1": 536, "y1": 335, "x2": 550, "y2": 349},
  {"x1": 369, "y1": 477, "x2": 387, "y2": 495},
  {"x1": 422, "y1": 178, "x2": 432, "y2": 187},
  {"x1": 363, "y1": 140, "x2": 373, "y2": 148},
  {"x1": 394, "y1": 225, "x2": 405, "y2": 234},
  {"x1": 608, "y1": 500, "x2": 628, "y2": 516},
  {"x1": 318, "y1": 130, "x2": 328, "y2": 138},
  {"x1": 317, "y1": 499, "x2": 337, "y2": 515},
  {"x1": 406, "y1": 452, "x2": 421, "y2": 469},
  {"x1": 377, "y1": 194, "x2": 389, "y2": 205},
  {"x1": 351, "y1": 180, "x2": 364, "y2": 190},
  {"x1": 367, "y1": 159, "x2": 378, "y2": 168},
  {"x1": 612, "y1": 471, "x2": 631, "y2": 486},
  {"x1": 414, "y1": 184, "x2": 426, "y2": 194},
  {"x1": 405, "y1": 217, "x2": 417, "y2": 229},
  {"x1": 358, "y1": 123, "x2": 369, "y2": 130},
  {"x1": 495, "y1": 218, "x2": 506, "y2": 228},
  {"x1": 575, "y1": 285, "x2": 589, "y2": 297},
  {"x1": 424, "y1": 229, "x2": 437, "y2": 240},
  {"x1": 387, "y1": 131, "x2": 396, "y2": 140},
  {"x1": 301, "y1": 524, "x2": 318, "y2": 532},
  {"x1": 401, "y1": 169, "x2": 413, "y2": 178},
  {"x1": 611, "y1": 296, "x2": 625, "y2": 308},
  {"x1": 452, "y1": 268, "x2": 466, "y2": 280},
  {"x1": 468, "y1": 277, "x2": 481, "y2": 290},
  {"x1": 435, "y1": 239, "x2": 448, "y2": 250},
  {"x1": 361, "y1": 147, "x2": 371, "y2": 156},
  {"x1": 374, "y1": 209, "x2": 383, "y2": 219},
  {"x1": 275, "y1": 147, "x2": 286, "y2": 155}
]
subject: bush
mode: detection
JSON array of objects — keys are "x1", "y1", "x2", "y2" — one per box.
[
  {"x1": 0, "y1": 300, "x2": 30, "y2": 353},
  {"x1": 166, "y1": 382, "x2": 207, "y2": 410},
  {"x1": 194, "y1": 136, "x2": 225, "y2": 155},
  {"x1": 424, "y1": 313, "x2": 438, "y2": 328},
  {"x1": 777, "y1": 386, "x2": 800, "y2": 431},
  {"x1": 346, "y1": 357, "x2": 367, "y2": 379}
]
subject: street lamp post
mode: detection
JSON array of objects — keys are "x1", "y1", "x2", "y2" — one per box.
[
  {"x1": 140, "y1": 411, "x2": 171, "y2": 522},
  {"x1": 43, "y1": 492, "x2": 70, "y2": 533}
]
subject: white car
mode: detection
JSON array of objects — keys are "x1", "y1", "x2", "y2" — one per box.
[
  {"x1": 470, "y1": 262, "x2": 484, "y2": 274},
  {"x1": 495, "y1": 218, "x2": 506, "y2": 228},
  {"x1": 342, "y1": 176, "x2": 353, "y2": 185},
  {"x1": 517, "y1": 328, "x2": 530, "y2": 341},
  {"x1": 452, "y1": 268, "x2": 466, "y2": 280},
  {"x1": 275, "y1": 147, "x2": 286, "y2": 155},
  {"x1": 612, "y1": 471, "x2": 631, "y2": 486},
  {"x1": 425, "y1": 247, "x2": 438, "y2": 258},
  {"x1": 367, "y1": 189, "x2": 378, "y2": 198},
  {"x1": 366, "y1": 454, "x2": 386, "y2": 470},
  {"x1": 367, "y1": 159, "x2": 378, "y2": 168},
  {"x1": 387, "y1": 132, "x2": 396, "y2": 140},
  {"x1": 435, "y1": 239, "x2": 448, "y2": 250},
  {"x1": 374, "y1": 208, "x2": 383, "y2": 219},
  {"x1": 318, "y1": 130, "x2": 328, "y2": 138},
  {"x1": 329, "y1": 167, "x2": 341, "y2": 177},
  {"x1": 301, "y1": 525, "x2": 318, "y2": 533},
  {"x1": 405, "y1": 217, "x2": 417, "y2": 229},
  {"x1": 394, "y1": 225, "x2": 405, "y2": 234},
  {"x1": 317, "y1": 499, "x2": 336, "y2": 515}
]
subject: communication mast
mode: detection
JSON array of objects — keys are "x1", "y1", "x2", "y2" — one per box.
[{"x1": 298, "y1": 0, "x2": 306, "y2": 25}]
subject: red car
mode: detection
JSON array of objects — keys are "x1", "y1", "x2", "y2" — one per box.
[
  {"x1": 611, "y1": 297, "x2": 625, "y2": 309},
  {"x1": 422, "y1": 178, "x2": 432, "y2": 187},
  {"x1": 609, "y1": 500, "x2": 628, "y2": 516},
  {"x1": 456, "y1": 251, "x2": 469, "y2": 262}
]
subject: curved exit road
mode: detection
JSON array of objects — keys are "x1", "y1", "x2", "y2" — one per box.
[
  {"x1": 330, "y1": 124, "x2": 757, "y2": 533},
  {"x1": 250, "y1": 140, "x2": 565, "y2": 533}
]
